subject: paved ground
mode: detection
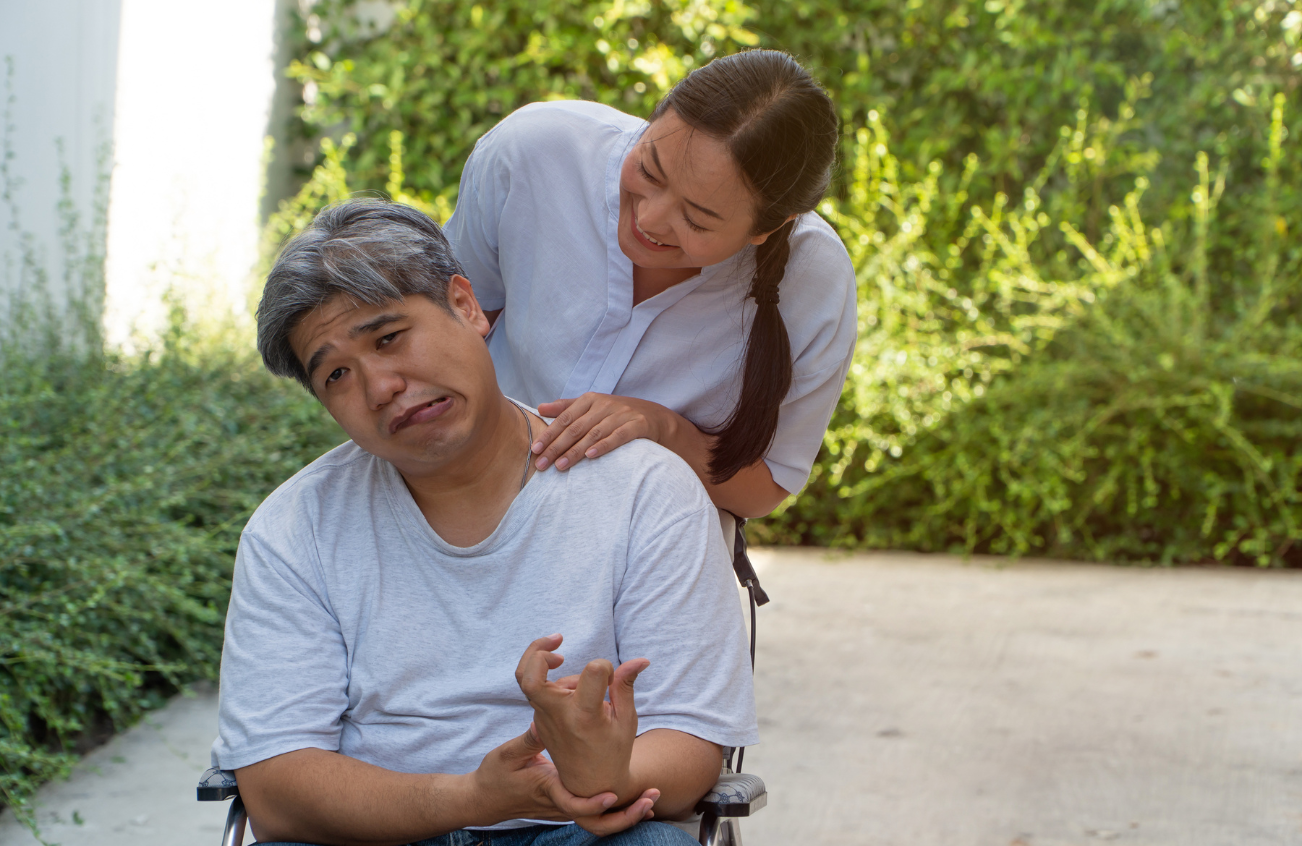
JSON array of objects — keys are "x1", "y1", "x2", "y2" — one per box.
[{"x1": 3, "y1": 549, "x2": 1301, "y2": 846}]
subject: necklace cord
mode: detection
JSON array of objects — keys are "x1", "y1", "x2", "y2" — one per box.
[{"x1": 511, "y1": 400, "x2": 532, "y2": 492}]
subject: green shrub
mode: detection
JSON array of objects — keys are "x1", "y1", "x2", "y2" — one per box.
[
  {"x1": 282, "y1": 0, "x2": 1301, "y2": 565},
  {"x1": 286, "y1": 0, "x2": 760, "y2": 210},
  {"x1": 757, "y1": 96, "x2": 1301, "y2": 566},
  {"x1": 0, "y1": 327, "x2": 343, "y2": 829}
]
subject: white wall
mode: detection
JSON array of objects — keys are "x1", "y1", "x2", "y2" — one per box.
[
  {"x1": 104, "y1": 0, "x2": 282, "y2": 348},
  {"x1": 0, "y1": 0, "x2": 121, "y2": 326},
  {"x1": 0, "y1": 0, "x2": 289, "y2": 349}
]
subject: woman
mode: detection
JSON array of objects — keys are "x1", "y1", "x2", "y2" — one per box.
[{"x1": 445, "y1": 49, "x2": 856, "y2": 520}]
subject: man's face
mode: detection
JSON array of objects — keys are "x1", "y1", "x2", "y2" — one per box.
[{"x1": 288, "y1": 277, "x2": 495, "y2": 477}]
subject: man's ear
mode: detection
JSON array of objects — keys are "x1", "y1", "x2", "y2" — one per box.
[
  {"x1": 749, "y1": 213, "x2": 799, "y2": 247},
  {"x1": 446, "y1": 274, "x2": 492, "y2": 339}
]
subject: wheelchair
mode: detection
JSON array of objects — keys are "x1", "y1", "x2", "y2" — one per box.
[{"x1": 199, "y1": 518, "x2": 770, "y2": 846}]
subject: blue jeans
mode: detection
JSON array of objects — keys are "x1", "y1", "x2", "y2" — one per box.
[{"x1": 255, "y1": 820, "x2": 697, "y2": 846}]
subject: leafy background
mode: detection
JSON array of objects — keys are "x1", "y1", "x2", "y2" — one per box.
[
  {"x1": 285, "y1": 0, "x2": 1301, "y2": 564},
  {"x1": 3, "y1": 0, "x2": 1300, "y2": 829}
]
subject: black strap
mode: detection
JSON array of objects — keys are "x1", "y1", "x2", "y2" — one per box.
[{"x1": 730, "y1": 515, "x2": 770, "y2": 606}]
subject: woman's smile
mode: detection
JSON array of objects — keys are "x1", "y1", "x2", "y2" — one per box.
[{"x1": 631, "y1": 206, "x2": 678, "y2": 251}]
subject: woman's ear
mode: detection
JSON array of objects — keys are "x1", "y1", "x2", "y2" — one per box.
[
  {"x1": 749, "y1": 214, "x2": 800, "y2": 246},
  {"x1": 447, "y1": 274, "x2": 492, "y2": 338}
]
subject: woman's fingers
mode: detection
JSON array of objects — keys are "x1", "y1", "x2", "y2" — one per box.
[
  {"x1": 551, "y1": 411, "x2": 649, "y2": 471},
  {"x1": 581, "y1": 421, "x2": 644, "y2": 461},
  {"x1": 535, "y1": 397, "x2": 575, "y2": 418},
  {"x1": 552, "y1": 414, "x2": 631, "y2": 470},
  {"x1": 532, "y1": 394, "x2": 673, "y2": 469},
  {"x1": 533, "y1": 395, "x2": 599, "y2": 469}
]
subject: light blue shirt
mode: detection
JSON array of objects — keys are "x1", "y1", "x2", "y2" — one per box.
[{"x1": 446, "y1": 101, "x2": 857, "y2": 494}]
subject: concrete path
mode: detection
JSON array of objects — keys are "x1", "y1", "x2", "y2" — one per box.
[{"x1": 3, "y1": 549, "x2": 1301, "y2": 846}]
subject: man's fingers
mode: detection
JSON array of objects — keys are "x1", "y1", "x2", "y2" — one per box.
[
  {"x1": 610, "y1": 657, "x2": 649, "y2": 717},
  {"x1": 553, "y1": 673, "x2": 582, "y2": 691},
  {"x1": 514, "y1": 634, "x2": 564, "y2": 699},
  {"x1": 548, "y1": 779, "x2": 619, "y2": 819},
  {"x1": 496, "y1": 722, "x2": 547, "y2": 763},
  {"x1": 574, "y1": 659, "x2": 614, "y2": 714},
  {"x1": 577, "y1": 790, "x2": 661, "y2": 837}
]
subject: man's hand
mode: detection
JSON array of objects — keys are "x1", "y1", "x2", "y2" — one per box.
[
  {"x1": 470, "y1": 722, "x2": 658, "y2": 835},
  {"x1": 533, "y1": 393, "x2": 678, "y2": 471},
  {"x1": 515, "y1": 634, "x2": 648, "y2": 801}
]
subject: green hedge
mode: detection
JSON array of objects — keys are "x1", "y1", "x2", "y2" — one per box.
[
  {"x1": 286, "y1": 0, "x2": 1300, "y2": 564},
  {"x1": 758, "y1": 114, "x2": 1301, "y2": 564},
  {"x1": 0, "y1": 330, "x2": 342, "y2": 829}
]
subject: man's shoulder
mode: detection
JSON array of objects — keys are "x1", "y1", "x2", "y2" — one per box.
[
  {"x1": 244, "y1": 440, "x2": 378, "y2": 535},
  {"x1": 564, "y1": 438, "x2": 713, "y2": 521}
]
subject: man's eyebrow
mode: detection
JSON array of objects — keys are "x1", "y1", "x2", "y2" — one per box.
[
  {"x1": 306, "y1": 343, "x2": 335, "y2": 381},
  {"x1": 648, "y1": 140, "x2": 725, "y2": 222},
  {"x1": 349, "y1": 312, "x2": 407, "y2": 338},
  {"x1": 304, "y1": 312, "x2": 407, "y2": 381}
]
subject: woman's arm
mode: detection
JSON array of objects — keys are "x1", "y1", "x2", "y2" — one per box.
[{"x1": 534, "y1": 393, "x2": 790, "y2": 518}]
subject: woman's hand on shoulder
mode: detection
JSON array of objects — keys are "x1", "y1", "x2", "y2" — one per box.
[{"x1": 533, "y1": 393, "x2": 678, "y2": 472}]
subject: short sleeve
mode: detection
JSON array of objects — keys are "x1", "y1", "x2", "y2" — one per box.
[
  {"x1": 613, "y1": 460, "x2": 759, "y2": 748},
  {"x1": 764, "y1": 217, "x2": 858, "y2": 495},
  {"x1": 445, "y1": 126, "x2": 510, "y2": 311},
  {"x1": 211, "y1": 529, "x2": 350, "y2": 770}
]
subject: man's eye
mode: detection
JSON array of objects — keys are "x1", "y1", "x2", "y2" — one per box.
[
  {"x1": 325, "y1": 368, "x2": 345, "y2": 385},
  {"x1": 378, "y1": 331, "x2": 399, "y2": 347}
]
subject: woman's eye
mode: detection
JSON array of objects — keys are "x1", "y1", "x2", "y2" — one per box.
[
  {"x1": 683, "y1": 215, "x2": 708, "y2": 233},
  {"x1": 637, "y1": 160, "x2": 658, "y2": 184}
]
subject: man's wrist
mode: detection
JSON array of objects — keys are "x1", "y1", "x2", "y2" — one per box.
[{"x1": 440, "y1": 771, "x2": 494, "y2": 830}]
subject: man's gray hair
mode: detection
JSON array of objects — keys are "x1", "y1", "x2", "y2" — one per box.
[{"x1": 257, "y1": 199, "x2": 466, "y2": 391}]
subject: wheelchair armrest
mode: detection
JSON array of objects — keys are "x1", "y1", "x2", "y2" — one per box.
[
  {"x1": 695, "y1": 772, "x2": 767, "y2": 818},
  {"x1": 198, "y1": 766, "x2": 240, "y2": 801}
]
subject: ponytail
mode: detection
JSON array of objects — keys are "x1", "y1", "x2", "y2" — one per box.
[
  {"x1": 707, "y1": 219, "x2": 796, "y2": 483},
  {"x1": 654, "y1": 49, "x2": 837, "y2": 484}
]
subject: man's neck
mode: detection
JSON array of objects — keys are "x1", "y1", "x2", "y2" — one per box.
[{"x1": 400, "y1": 396, "x2": 535, "y2": 547}]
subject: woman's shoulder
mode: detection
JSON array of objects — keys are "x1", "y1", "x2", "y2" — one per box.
[
  {"x1": 477, "y1": 100, "x2": 645, "y2": 162},
  {"x1": 787, "y1": 212, "x2": 854, "y2": 284},
  {"x1": 783, "y1": 213, "x2": 856, "y2": 316},
  {"x1": 779, "y1": 213, "x2": 858, "y2": 370}
]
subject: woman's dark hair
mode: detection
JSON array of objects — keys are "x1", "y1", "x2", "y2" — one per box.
[{"x1": 651, "y1": 49, "x2": 838, "y2": 485}]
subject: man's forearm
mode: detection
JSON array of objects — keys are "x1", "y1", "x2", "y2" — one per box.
[
  {"x1": 235, "y1": 748, "x2": 481, "y2": 846},
  {"x1": 622, "y1": 729, "x2": 724, "y2": 821}
]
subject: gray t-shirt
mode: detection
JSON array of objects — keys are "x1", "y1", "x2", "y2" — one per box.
[{"x1": 212, "y1": 434, "x2": 759, "y2": 823}]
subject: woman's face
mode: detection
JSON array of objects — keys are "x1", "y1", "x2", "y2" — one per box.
[{"x1": 618, "y1": 108, "x2": 773, "y2": 270}]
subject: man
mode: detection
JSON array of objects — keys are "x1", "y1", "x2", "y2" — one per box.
[{"x1": 211, "y1": 200, "x2": 757, "y2": 846}]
